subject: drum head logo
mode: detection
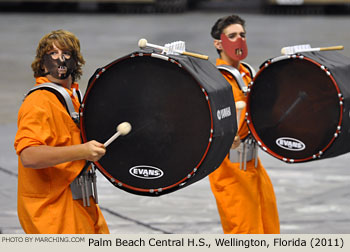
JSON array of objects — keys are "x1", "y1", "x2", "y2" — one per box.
[
  {"x1": 276, "y1": 137, "x2": 306, "y2": 151},
  {"x1": 129, "y1": 165, "x2": 164, "y2": 179}
]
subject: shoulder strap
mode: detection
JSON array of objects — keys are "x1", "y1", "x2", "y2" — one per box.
[
  {"x1": 25, "y1": 83, "x2": 80, "y2": 125},
  {"x1": 241, "y1": 61, "x2": 256, "y2": 78},
  {"x1": 217, "y1": 64, "x2": 247, "y2": 93},
  {"x1": 74, "y1": 88, "x2": 83, "y2": 104}
]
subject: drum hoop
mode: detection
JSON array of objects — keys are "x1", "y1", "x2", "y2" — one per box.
[
  {"x1": 246, "y1": 54, "x2": 344, "y2": 163},
  {"x1": 80, "y1": 52, "x2": 214, "y2": 193}
]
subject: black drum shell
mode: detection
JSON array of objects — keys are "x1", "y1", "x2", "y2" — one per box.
[
  {"x1": 80, "y1": 51, "x2": 237, "y2": 196},
  {"x1": 247, "y1": 51, "x2": 350, "y2": 163}
]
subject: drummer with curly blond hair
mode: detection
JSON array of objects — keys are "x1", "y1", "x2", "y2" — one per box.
[{"x1": 14, "y1": 29, "x2": 109, "y2": 234}]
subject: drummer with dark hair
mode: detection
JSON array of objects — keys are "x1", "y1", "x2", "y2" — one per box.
[
  {"x1": 14, "y1": 29, "x2": 109, "y2": 234},
  {"x1": 209, "y1": 14, "x2": 280, "y2": 234}
]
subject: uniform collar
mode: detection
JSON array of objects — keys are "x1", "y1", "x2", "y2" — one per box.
[
  {"x1": 35, "y1": 77, "x2": 79, "y2": 91},
  {"x1": 216, "y1": 58, "x2": 251, "y2": 78}
]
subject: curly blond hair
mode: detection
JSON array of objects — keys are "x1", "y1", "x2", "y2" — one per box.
[{"x1": 31, "y1": 29, "x2": 85, "y2": 82}]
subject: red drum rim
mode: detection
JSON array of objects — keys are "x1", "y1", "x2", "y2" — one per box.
[{"x1": 246, "y1": 54, "x2": 344, "y2": 163}]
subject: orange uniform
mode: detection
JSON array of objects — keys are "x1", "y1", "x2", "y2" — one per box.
[
  {"x1": 209, "y1": 59, "x2": 280, "y2": 234},
  {"x1": 14, "y1": 77, "x2": 109, "y2": 234}
]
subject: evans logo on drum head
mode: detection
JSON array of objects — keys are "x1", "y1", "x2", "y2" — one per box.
[
  {"x1": 129, "y1": 166, "x2": 164, "y2": 179},
  {"x1": 276, "y1": 137, "x2": 306, "y2": 151}
]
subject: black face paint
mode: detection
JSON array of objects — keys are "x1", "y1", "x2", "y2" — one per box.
[{"x1": 43, "y1": 54, "x2": 76, "y2": 80}]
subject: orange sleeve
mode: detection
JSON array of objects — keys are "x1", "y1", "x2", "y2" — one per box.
[{"x1": 14, "y1": 91, "x2": 57, "y2": 155}]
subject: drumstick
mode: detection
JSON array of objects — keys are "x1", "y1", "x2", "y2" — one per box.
[
  {"x1": 78, "y1": 122, "x2": 132, "y2": 177},
  {"x1": 138, "y1": 38, "x2": 209, "y2": 60},
  {"x1": 281, "y1": 44, "x2": 344, "y2": 55}
]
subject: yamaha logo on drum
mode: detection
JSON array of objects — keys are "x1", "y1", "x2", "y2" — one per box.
[
  {"x1": 129, "y1": 165, "x2": 164, "y2": 179},
  {"x1": 276, "y1": 137, "x2": 306, "y2": 151},
  {"x1": 217, "y1": 107, "x2": 232, "y2": 120}
]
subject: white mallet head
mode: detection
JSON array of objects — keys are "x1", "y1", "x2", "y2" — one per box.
[
  {"x1": 138, "y1": 38, "x2": 148, "y2": 48},
  {"x1": 235, "y1": 101, "x2": 246, "y2": 110},
  {"x1": 281, "y1": 47, "x2": 287, "y2": 55},
  {"x1": 117, "y1": 122, "x2": 132, "y2": 136}
]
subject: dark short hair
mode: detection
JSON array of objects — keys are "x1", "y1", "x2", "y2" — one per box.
[{"x1": 211, "y1": 14, "x2": 246, "y2": 40}]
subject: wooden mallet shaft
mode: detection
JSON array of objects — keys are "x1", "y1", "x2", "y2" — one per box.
[{"x1": 138, "y1": 38, "x2": 209, "y2": 60}]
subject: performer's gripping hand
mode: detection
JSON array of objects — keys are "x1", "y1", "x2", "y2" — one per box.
[{"x1": 83, "y1": 140, "x2": 106, "y2": 162}]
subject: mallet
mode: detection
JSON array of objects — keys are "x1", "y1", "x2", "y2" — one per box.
[
  {"x1": 104, "y1": 122, "x2": 132, "y2": 147},
  {"x1": 281, "y1": 44, "x2": 344, "y2": 55},
  {"x1": 138, "y1": 38, "x2": 209, "y2": 60},
  {"x1": 229, "y1": 101, "x2": 246, "y2": 167},
  {"x1": 78, "y1": 122, "x2": 132, "y2": 177},
  {"x1": 235, "y1": 101, "x2": 246, "y2": 126},
  {"x1": 77, "y1": 122, "x2": 131, "y2": 206}
]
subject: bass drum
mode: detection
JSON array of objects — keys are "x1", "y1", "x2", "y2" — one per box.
[
  {"x1": 247, "y1": 51, "x2": 350, "y2": 163},
  {"x1": 80, "y1": 51, "x2": 237, "y2": 196}
]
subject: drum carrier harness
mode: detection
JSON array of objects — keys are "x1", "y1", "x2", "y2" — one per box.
[
  {"x1": 217, "y1": 62, "x2": 259, "y2": 170},
  {"x1": 24, "y1": 83, "x2": 98, "y2": 207}
]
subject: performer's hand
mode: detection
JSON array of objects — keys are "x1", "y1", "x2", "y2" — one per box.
[
  {"x1": 83, "y1": 140, "x2": 106, "y2": 162},
  {"x1": 231, "y1": 135, "x2": 241, "y2": 149}
]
